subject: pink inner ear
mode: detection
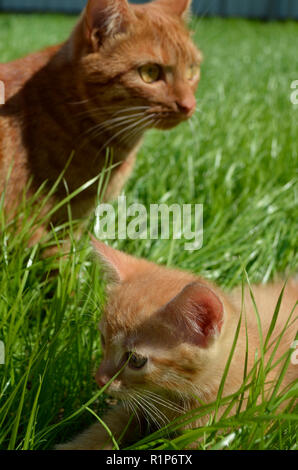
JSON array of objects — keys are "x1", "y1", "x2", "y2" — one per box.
[{"x1": 164, "y1": 282, "x2": 224, "y2": 348}]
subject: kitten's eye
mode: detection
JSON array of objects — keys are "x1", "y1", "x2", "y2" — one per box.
[
  {"x1": 187, "y1": 64, "x2": 200, "y2": 81},
  {"x1": 127, "y1": 352, "x2": 148, "y2": 370},
  {"x1": 139, "y1": 64, "x2": 161, "y2": 84}
]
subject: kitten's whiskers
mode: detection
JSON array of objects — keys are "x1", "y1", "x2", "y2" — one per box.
[
  {"x1": 141, "y1": 389, "x2": 186, "y2": 415},
  {"x1": 133, "y1": 391, "x2": 169, "y2": 429},
  {"x1": 123, "y1": 396, "x2": 142, "y2": 429}
]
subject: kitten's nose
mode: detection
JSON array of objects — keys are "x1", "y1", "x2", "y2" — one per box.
[
  {"x1": 176, "y1": 96, "x2": 196, "y2": 117},
  {"x1": 95, "y1": 370, "x2": 110, "y2": 388}
]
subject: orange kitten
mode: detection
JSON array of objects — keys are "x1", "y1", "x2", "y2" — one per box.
[
  {"x1": 57, "y1": 241, "x2": 297, "y2": 450},
  {"x1": 0, "y1": 0, "x2": 201, "y2": 245}
]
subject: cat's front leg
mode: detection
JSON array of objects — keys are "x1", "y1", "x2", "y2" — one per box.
[
  {"x1": 56, "y1": 404, "x2": 140, "y2": 450},
  {"x1": 103, "y1": 145, "x2": 140, "y2": 201}
]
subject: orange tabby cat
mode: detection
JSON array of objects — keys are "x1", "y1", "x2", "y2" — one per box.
[
  {"x1": 0, "y1": 0, "x2": 201, "y2": 244},
  {"x1": 57, "y1": 240, "x2": 297, "y2": 450}
]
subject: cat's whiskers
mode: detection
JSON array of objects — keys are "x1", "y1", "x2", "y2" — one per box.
[
  {"x1": 84, "y1": 110, "x2": 147, "y2": 127},
  {"x1": 123, "y1": 396, "x2": 142, "y2": 429},
  {"x1": 133, "y1": 390, "x2": 169, "y2": 429},
  {"x1": 177, "y1": 381, "x2": 202, "y2": 405},
  {"x1": 119, "y1": 115, "x2": 157, "y2": 146},
  {"x1": 144, "y1": 402, "x2": 168, "y2": 429},
  {"x1": 143, "y1": 395, "x2": 185, "y2": 420},
  {"x1": 97, "y1": 114, "x2": 156, "y2": 154},
  {"x1": 135, "y1": 399, "x2": 165, "y2": 430},
  {"x1": 140, "y1": 389, "x2": 186, "y2": 415},
  {"x1": 77, "y1": 112, "x2": 149, "y2": 155},
  {"x1": 76, "y1": 105, "x2": 157, "y2": 152},
  {"x1": 81, "y1": 112, "x2": 147, "y2": 141},
  {"x1": 129, "y1": 393, "x2": 154, "y2": 428},
  {"x1": 91, "y1": 113, "x2": 153, "y2": 144},
  {"x1": 74, "y1": 105, "x2": 150, "y2": 121},
  {"x1": 111, "y1": 106, "x2": 151, "y2": 116},
  {"x1": 128, "y1": 391, "x2": 160, "y2": 429},
  {"x1": 158, "y1": 369, "x2": 199, "y2": 402},
  {"x1": 150, "y1": 394, "x2": 186, "y2": 414},
  {"x1": 175, "y1": 388, "x2": 194, "y2": 412}
]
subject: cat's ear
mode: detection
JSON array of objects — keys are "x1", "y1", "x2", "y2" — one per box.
[
  {"x1": 162, "y1": 282, "x2": 224, "y2": 348},
  {"x1": 84, "y1": 0, "x2": 134, "y2": 49},
  {"x1": 154, "y1": 0, "x2": 192, "y2": 20},
  {"x1": 91, "y1": 236, "x2": 140, "y2": 284}
]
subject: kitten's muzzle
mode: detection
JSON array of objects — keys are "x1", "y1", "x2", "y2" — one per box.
[
  {"x1": 95, "y1": 371, "x2": 110, "y2": 388},
  {"x1": 95, "y1": 365, "x2": 122, "y2": 391},
  {"x1": 95, "y1": 362, "x2": 114, "y2": 388}
]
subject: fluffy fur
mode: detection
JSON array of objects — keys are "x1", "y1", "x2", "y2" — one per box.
[
  {"x1": 0, "y1": 0, "x2": 201, "y2": 245},
  {"x1": 57, "y1": 240, "x2": 297, "y2": 450}
]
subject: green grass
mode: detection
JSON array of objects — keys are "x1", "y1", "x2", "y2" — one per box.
[{"x1": 0, "y1": 13, "x2": 297, "y2": 450}]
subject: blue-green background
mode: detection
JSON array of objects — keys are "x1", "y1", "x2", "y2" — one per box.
[{"x1": 0, "y1": 0, "x2": 298, "y2": 19}]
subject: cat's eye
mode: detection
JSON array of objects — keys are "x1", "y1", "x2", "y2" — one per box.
[
  {"x1": 139, "y1": 64, "x2": 162, "y2": 84},
  {"x1": 127, "y1": 352, "x2": 148, "y2": 370},
  {"x1": 187, "y1": 64, "x2": 200, "y2": 81}
]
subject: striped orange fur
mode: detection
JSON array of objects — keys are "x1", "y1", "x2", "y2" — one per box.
[
  {"x1": 0, "y1": 0, "x2": 201, "y2": 244},
  {"x1": 57, "y1": 240, "x2": 297, "y2": 449}
]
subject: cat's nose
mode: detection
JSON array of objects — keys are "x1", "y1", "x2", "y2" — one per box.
[
  {"x1": 95, "y1": 370, "x2": 110, "y2": 388},
  {"x1": 176, "y1": 96, "x2": 196, "y2": 117}
]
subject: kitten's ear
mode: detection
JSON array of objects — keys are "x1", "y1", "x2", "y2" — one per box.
[
  {"x1": 85, "y1": 0, "x2": 134, "y2": 49},
  {"x1": 162, "y1": 282, "x2": 224, "y2": 348},
  {"x1": 91, "y1": 236, "x2": 140, "y2": 284},
  {"x1": 154, "y1": 0, "x2": 192, "y2": 20}
]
